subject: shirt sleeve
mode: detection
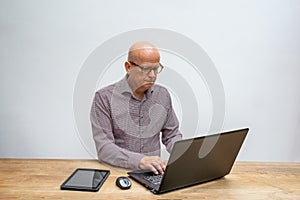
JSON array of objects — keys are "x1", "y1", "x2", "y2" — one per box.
[
  {"x1": 161, "y1": 90, "x2": 183, "y2": 153},
  {"x1": 90, "y1": 91, "x2": 144, "y2": 169}
]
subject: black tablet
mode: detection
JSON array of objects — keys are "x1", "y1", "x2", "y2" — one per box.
[{"x1": 60, "y1": 168, "x2": 110, "y2": 192}]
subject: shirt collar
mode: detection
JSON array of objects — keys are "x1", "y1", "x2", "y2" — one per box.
[{"x1": 118, "y1": 75, "x2": 133, "y2": 95}]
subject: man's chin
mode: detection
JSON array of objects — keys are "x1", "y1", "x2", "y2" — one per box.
[{"x1": 141, "y1": 82, "x2": 154, "y2": 90}]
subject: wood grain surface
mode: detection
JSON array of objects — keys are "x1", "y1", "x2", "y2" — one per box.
[{"x1": 0, "y1": 159, "x2": 299, "y2": 199}]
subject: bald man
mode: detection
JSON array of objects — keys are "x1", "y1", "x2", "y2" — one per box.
[{"x1": 90, "y1": 41, "x2": 182, "y2": 174}]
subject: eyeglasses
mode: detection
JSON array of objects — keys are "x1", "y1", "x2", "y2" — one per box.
[{"x1": 128, "y1": 61, "x2": 164, "y2": 74}]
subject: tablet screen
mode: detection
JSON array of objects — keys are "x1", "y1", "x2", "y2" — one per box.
[{"x1": 61, "y1": 168, "x2": 110, "y2": 191}]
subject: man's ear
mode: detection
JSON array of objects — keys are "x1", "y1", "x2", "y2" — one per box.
[{"x1": 124, "y1": 61, "x2": 131, "y2": 74}]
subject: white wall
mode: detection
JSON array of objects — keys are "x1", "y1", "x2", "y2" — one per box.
[{"x1": 0, "y1": 0, "x2": 299, "y2": 161}]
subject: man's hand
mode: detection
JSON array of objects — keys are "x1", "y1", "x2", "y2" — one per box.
[{"x1": 139, "y1": 156, "x2": 167, "y2": 174}]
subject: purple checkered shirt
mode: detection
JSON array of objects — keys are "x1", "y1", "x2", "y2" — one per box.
[{"x1": 90, "y1": 76, "x2": 182, "y2": 169}]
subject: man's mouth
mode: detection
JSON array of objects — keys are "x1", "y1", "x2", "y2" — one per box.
[
  {"x1": 144, "y1": 82, "x2": 154, "y2": 85},
  {"x1": 144, "y1": 80, "x2": 155, "y2": 83}
]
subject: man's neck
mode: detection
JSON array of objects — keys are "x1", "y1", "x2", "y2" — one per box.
[
  {"x1": 127, "y1": 76, "x2": 145, "y2": 100},
  {"x1": 134, "y1": 90, "x2": 145, "y2": 100}
]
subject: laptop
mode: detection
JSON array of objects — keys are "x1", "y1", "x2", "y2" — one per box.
[{"x1": 128, "y1": 128, "x2": 249, "y2": 194}]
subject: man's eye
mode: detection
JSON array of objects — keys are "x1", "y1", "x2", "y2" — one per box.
[{"x1": 143, "y1": 67, "x2": 152, "y2": 71}]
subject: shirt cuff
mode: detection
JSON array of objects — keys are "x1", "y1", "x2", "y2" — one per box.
[{"x1": 128, "y1": 153, "x2": 145, "y2": 169}]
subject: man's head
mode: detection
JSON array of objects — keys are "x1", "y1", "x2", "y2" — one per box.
[{"x1": 125, "y1": 41, "x2": 163, "y2": 97}]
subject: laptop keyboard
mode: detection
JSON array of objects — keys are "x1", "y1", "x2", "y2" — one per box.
[{"x1": 144, "y1": 174, "x2": 163, "y2": 185}]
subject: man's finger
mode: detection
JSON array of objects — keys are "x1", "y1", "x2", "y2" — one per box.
[
  {"x1": 149, "y1": 165, "x2": 159, "y2": 174},
  {"x1": 152, "y1": 160, "x2": 165, "y2": 174}
]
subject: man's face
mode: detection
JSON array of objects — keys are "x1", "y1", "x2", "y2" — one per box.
[{"x1": 126, "y1": 48, "x2": 161, "y2": 93}]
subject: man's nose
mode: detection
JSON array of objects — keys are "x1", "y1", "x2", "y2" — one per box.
[{"x1": 148, "y1": 69, "x2": 156, "y2": 78}]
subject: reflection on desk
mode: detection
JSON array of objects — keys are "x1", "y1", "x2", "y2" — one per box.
[{"x1": 0, "y1": 159, "x2": 300, "y2": 199}]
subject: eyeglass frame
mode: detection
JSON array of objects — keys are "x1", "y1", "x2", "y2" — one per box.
[{"x1": 128, "y1": 61, "x2": 164, "y2": 74}]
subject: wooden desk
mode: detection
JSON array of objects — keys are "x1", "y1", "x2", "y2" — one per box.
[{"x1": 0, "y1": 159, "x2": 299, "y2": 199}]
